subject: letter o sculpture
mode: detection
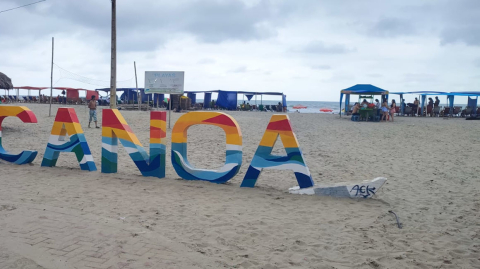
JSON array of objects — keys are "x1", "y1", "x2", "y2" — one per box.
[{"x1": 171, "y1": 112, "x2": 242, "y2": 184}]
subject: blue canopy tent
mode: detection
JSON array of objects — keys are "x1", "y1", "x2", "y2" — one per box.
[
  {"x1": 96, "y1": 88, "x2": 139, "y2": 104},
  {"x1": 123, "y1": 89, "x2": 139, "y2": 103},
  {"x1": 187, "y1": 92, "x2": 196, "y2": 104},
  {"x1": 390, "y1": 91, "x2": 480, "y2": 117},
  {"x1": 184, "y1": 90, "x2": 286, "y2": 111},
  {"x1": 339, "y1": 84, "x2": 389, "y2": 117},
  {"x1": 203, "y1": 92, "x2": 212, "y2": 109},
  {"x1": 216, "y1": 90, "x2": 237, "y2": 110},
  {"x1": 389, "y1": 91, "x2": 445, "y2": 116}
]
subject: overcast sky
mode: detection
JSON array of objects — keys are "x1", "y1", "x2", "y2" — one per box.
[{"x1": 1, "y1": 0, "x2": 479, "y2": 102}]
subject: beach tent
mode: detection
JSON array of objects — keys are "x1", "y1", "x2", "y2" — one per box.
[
  {"x1": 14, "y1": 86, "x2": 49, "y2": 103},
  {"x1": 203, "y1": 93, "x2": 212, "y2": 108},
  {"x1": 121, "y1": 89, "x2": 138, "y2": 103},
  {"x1": 97, "y1": 88, "x2": 166, "y2": 108},
  {"x1": 339, "y1": 84, "x2": 389, "y2": 116},
  {"x1": 53, "y1": 87, "x2": 79, "y2": 101},
  {"x1": 54, "y1": 87, "x2": 97, "y2": 104},
  {"x1": 86, "y1": 90, "x2": 99, "y2": 100},
  {"x1": 184, "y1": 90, "x2": 286, "y2": 110},
  {"x1": 96, "y1": 88, "x2": 136, "y2": 103},
  {"x1": 216, "y1": 90, "x2": 238, "y2": 110},
  {"x1": 390, "y1": 91, "x2": 480, "y2": 116},
  {"x1": 389, "y1": 91, "x2": 444, "y2": 116},
  {"x1": 187, "y1": 92, "x2": 197, "y2": 104}
]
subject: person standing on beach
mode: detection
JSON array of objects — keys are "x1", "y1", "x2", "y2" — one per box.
[
  {"x1": 381, "y1": 101, "x2": 390, "y2": 122},
  {"x1": 390, "y1": 99, "x2": 396, "y2": 122},
  {"x1": 88, "y1": 95, "x2": 100, "y2": 128},
  {"x1": 434, "y1": 96, "x2": 440, "y2": 107},
  {"x1": 375, "y1": 99, "x2": 382, "y2": 117},
  {"x1": 413, "y1": 98, "x2": 420, "y2": 116}
]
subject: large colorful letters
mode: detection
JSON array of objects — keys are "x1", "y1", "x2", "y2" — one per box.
[
  {"x1": 0, "y1": 106, "x2": 38, "y2": 164},
  {"x1": 241, "y1": 114, "x2": 314, "y2": 189},
  {"x1": 171, "y1": 112, "x2": 242, "y2": 184},
  {"x1": 101, "y1": 109, "x2": 166, "y2": 178},
  {"x1": 0, "y1": 106, "x2": 387, "y2": 198},
  {"x1": 1, "y1": 107, "x2": 316, "y2": 189},
  {"x1": 41, "y1": 108, "x2": 96, "y2": 171}
]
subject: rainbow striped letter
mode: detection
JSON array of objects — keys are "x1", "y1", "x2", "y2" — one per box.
[
  {"x1": 41, "y1": 108, "x2": 96, "y2": 171},
  {"x1": 241, "y1": 115, "x2": 314, "y2": 189},
  {"x1": 171, "y1": 112, "x2": 242, "y2": 184},
  {"x1": 0, "y1": 106, "x2": 38, "y2": 164},
  {"x1": 101, "y1": 110, "x2": 166, "y2": 178}
]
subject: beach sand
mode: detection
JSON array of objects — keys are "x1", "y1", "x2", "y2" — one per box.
[{"x1": 0, "y1": 103, "x2": 479, "y2": 268}]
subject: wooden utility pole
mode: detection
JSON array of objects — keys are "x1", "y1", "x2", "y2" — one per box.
[
  {"x1": 109, "y1": 0, "x2": 117, "y2": 109},
  {"x1": 49, "y1": 37, "x2": 54, "y2": 116},
  {"x1": 134, "y1": 61, "x2": 139, "y2": 110}
]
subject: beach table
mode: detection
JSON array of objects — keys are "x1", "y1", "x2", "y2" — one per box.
[{"x1": 359, "y1": 108, "x2": 374, "y2": 121}]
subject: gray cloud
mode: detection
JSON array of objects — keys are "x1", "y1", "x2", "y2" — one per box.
[
  {"x1": 293, "y1": 41, "x2": 354, "y2": 54},
  {"x1": 0, "y1": 0, "x2": 297, "y2": 52},
  {"x1": 198, "y1": 58, "x2": 216, "y2": 65},
  {"x1": 437, "y1": 0, "x2": 480, "y2": 46},
  {"x1": 474, "y1": 59, "x2": 480, "y2": 68},
  {"x1": 311, "y1": 65, "x2": 331, "y2": 70},
  {"x1": 321, "y1": 72, "x2": 355, "y2": 82},
  {"x1": 2, "y1": 1, "x2": 480, "y2": 101},
  {"x1": 440, "y1": 26, "x2": 480, "y2": 46},
  {"x1": 367, "y1": 18, "x2": 415, "y2": 38},
  {"x1": 403, "y1": 73, "x2": 438, "y2": 83},
  {"x1": 229, "y1": 66, "x2": 247, "y2": 73}
]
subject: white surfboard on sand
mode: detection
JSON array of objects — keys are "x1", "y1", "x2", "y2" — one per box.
[{"x1": 289, "y1": 177, "x2": 387, "y2": 198}]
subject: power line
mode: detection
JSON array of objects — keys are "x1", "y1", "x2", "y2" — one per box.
[
  {"x1": 54, "y1": 63, "x2": 134, "y2": 87},
  {"x1": 0, "y1": 0, "x2": 46, "y2": 14}
]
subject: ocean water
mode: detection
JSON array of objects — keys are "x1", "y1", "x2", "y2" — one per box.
[
  {"x1": 8, "y1": 95, "x2": 469, "y2": 114},
  {"x1": 262, "y1": 100, "x2": 340, "y2": 114},
  {"x1": 197, "y1": 99, "x2": 340, "y2": 114}
]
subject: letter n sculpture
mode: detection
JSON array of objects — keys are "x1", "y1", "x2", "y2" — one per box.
[
  {"x1": 241, "y1": 115, "x2": 314, "y2": 189},
  {"x1": 0, "y1": 106, "x2": 38, "y2": 164},
  {"x1": 41, "y1": 108, "x2": 96, "y2": 171},
  {"x1": 171, "y1": 112, "x2": 242, "y2": 183},
  {"x1": 101, "y1": 109, "x2": 166, "y2": 178}
]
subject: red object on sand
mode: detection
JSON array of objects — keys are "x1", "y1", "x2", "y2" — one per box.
[
  {"x1": 319, "y1": 108, "x2": 333, "y2": 112},
  {"x1": 293, "y1": 105, "x2": 307, "y2": 109}
]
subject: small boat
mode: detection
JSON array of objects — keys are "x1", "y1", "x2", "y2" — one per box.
[
  {"x1": 319, "y1": 108, "x2": 333, "y2": 112},
  {"x1": 293, "y1": 105, "x2": 307, "y2": 109}
]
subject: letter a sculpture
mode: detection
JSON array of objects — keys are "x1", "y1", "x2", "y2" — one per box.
[
  {"x1": 241, "y1": 114, "x2": 314, "y2": 189},
  {"x1": 41, "y1": 108, "x2": 96, "y2": 171}
]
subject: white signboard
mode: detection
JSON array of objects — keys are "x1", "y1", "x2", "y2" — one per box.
[{"x1": 144, "y1": 71, "x2": 184, "y2": 94}]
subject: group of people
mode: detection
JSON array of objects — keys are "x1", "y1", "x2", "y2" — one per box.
[
  {"x1": 351, "y1": 96, "x2": 443, "y2": 121},
  {"x1": 351, "y1": 98, "x2": 397, "y2": 122},
  {"x1": 405, "y1": 96, "x2": 440, "y2": 116}
]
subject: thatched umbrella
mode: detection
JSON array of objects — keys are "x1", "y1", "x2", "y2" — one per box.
[
  {"x1": 0, "y1": 72, "x2": 13, "y2": 89},
  {"x1": 0, "y1": 72, "x2": 14, "y2": 101}
]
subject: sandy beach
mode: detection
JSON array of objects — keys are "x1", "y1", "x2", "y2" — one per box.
[{"x1": 0, "y1": 103, "x2": 479, "y2": 268}]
